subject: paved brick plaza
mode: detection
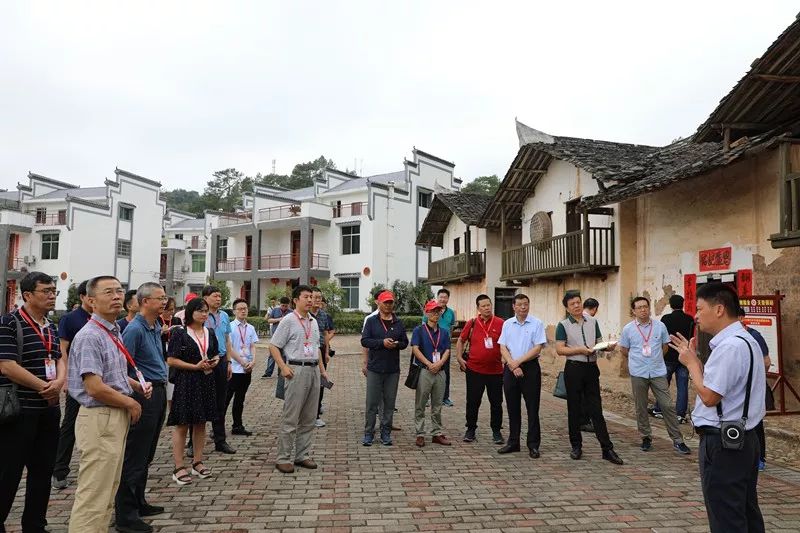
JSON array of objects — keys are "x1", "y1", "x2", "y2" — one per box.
[{"x1": 8, "y1": 349, "x2": 800, "y2": 532}]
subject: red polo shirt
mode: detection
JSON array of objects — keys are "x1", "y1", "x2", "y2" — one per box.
[{"x1": 459, "y1": 315, "x2": 504, "y2": 375}]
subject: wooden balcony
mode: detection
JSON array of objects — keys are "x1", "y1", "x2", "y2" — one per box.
[
  {"x1": 501, "y1": 225, "x2": 617, "y2": 280},
  {"x1": 427, "y1": 252, "x2": 486, "y2": 285}
]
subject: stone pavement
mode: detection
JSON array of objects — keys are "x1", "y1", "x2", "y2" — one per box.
[{"x1": 6, "y1": 349, "x2": 800, "y2": 532}]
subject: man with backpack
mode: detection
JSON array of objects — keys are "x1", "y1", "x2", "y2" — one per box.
[{"x1": 455, "y1": 294, "x2": 505, "y2": 444}]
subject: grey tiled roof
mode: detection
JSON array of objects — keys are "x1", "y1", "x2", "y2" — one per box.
[
  {"x1": 168, "y1": 218, "x2": 206, "y2": 230},
  {"x1": 34, "y1": 186, "x2": 107, "y2": 200},
  {"x1": 416, "y1": 192, "x2": 493, "y2": 247},
  {"x1": 324, "y1": 170, "x2": 407, "y2": 194}
]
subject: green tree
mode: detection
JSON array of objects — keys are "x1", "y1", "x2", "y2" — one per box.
[
  {"x1": 289, "y1": 156, "x2": 336, "y2": 188},
  {"x1": 162, "y1": 188, "x2": 205, "y2": 215},
  {"x1": 207, "y1": 278, "x2": 231, "y2": 308},
  {"x1": 317, "y1": 279, "x2": 346, "y2": 316},
  {"x1": 265, "y1": 283, "x2": 291, "y2": 307},
  {"x1": 391, "y1": 280, "x2": 433, "y2": 315},
  {"x1": 65, "y1": 283, "x2": 80, "y2": 310},
  {"x1": 365, "y1": 283, "x2": 388, "y2": 310},
  {"x1": 461, "y1": 174, "x2": 500, "y2": 196},
  {"x1": 204, "y1": 168, "x2": 253, "y2": 213}
]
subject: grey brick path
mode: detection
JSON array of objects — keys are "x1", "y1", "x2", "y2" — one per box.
[{"x1": 6, "y1": 352, "x2": 800, "y2": 532}]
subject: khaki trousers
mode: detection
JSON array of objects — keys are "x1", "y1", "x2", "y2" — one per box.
[
  {"x1": 415, "y1": 367, "x2": 445, "y2": 437},
  {"x1": 630, "y1": 375, "x2": 684, "y2": 443},
  {"x1": 277, "y1": 365, "x2": 320, "y2": 463},
  {"x1": 69, "y1": 406, "x2": 130, "y2": 533}
]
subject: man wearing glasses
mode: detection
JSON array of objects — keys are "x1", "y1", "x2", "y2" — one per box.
[{"x1": 114, "y1": 283, "x2": 170, "y2": 532}]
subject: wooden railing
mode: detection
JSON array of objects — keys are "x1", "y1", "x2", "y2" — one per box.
[
  {"x1": 427, "y1": 252, "x2": 485, "y2": 284},
  {"x1": 259, "y1": 253, "x2": 329, "y2": 270},
  {"x1": 258, "y1": 204, "x2": 302, "y2": 222},
  {"x1": 332, "y1": 202, "x2": 367, "y2": 218},
  {"x1": 501, "y1": 225, "x2": 616, "y2": 280}
]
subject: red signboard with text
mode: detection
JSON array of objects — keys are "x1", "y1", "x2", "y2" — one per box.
[
  {"x1": 683, "y1": 274, "x2": 697, "y2": 315},
  {"x1": 699, "y1": 247, "x2": 732, "y2": 272}
]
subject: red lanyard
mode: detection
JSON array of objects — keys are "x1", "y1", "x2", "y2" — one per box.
[
  {"x1": 635, "y1": 321, "x2": 653, "y2": 344},
  {"x1": 424, "y1": 324, "x2": 441, "y2": 351},
  {"x1": 160, "y1": 315, "x2": 172, "y2": 341},
  {"x1": 90, "y1": 319, "x2": 138, "y2": 370},
  {"x1": 19, "y1": 307, "x2": 53, "y2": 357},
  {"x1": 294, "y1": 312, "x2": 311, "y2": 341},
  {"x1": 238, "y1": 323, "x2": 248, "y2": 347},
  {"x1": 378, "y1": 315, "x2": 393, "y2": 333},
  {"x1": 474, "y1": 315, "x2": 494, "y2": 339},
  {"x1": 189, "y1": 327, "x2": 208, "y2": 357}
]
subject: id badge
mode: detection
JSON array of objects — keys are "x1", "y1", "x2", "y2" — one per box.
[
  {"x1": 432, "y1": 351, "x2": 440, "y2": 363},
  {"x1": 484, "y1": 337, "x2": 494, "y2": 349},
  {"x1": 303, "y1": 343, "x2": 314, "y2": 357},
  {"x1": 135, "y1": 369, "x2": 148, "y2": 392},
  {"x1": 44, "y1": 358, "x2": 57, "y2": 381},
  {"x1": 642, "y1": 343, "x2": 652, "y2": 357}
]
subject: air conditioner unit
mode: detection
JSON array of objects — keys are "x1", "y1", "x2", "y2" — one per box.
[
  {"x1": 180, "y1": 265, "x2": 190, "y2": 272},
  {"x1": 23, "y1": 255, "x2": 36, "y2": 265}
]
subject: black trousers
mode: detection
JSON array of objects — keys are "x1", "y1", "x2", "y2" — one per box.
[
  {"x1": 0, "y1": 406, "x2": 60, "y2": 532},
  {"x1": 189, "y1": 358, "x2": 229, "y2": 448},
  {"x1": 564, "y1": 360, "x2": 613, "y2": 451},
  {"x1": 755, "y1": 421, "x2": 766, "y2": 461},
  {"x1": 502, "y1": 359, "x2": 541, "y2": 449},
  {"x1": 443, "y1": 357, "x2": 452, "y2": 401},
  {"x1": 317, "y1": 354, "x2": 328, "y2": 418},
  {"x1": 225, "y1": 372, "x2": 252, "y2": 428},
  {"x1": 699, "y1": 430, "x2": 764, "y2": 533},
  {"x1": 52, "y1": 394, "x2": 80, "y2": 481},
  {"x1": 115, "y1": 383, "x2": 167, "y2": 525},
  {"x1": 465, "y1": 368, "x2": 503, "y2": 432}
]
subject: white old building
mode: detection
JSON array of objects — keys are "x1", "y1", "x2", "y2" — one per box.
[
  {"x1": 208, "y1": 148, "x2": 461, "y2": 311},
  {"x1": 161, "y1": 209, "x2": 217, "y2": 303},
  {"x1": 0, "y1": 169, "x2": 166, "y2": 311}
]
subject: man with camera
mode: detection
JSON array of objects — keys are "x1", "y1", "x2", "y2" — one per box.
[{"x1": 669, "y1": 282, "x2": 765, "y2": 533}]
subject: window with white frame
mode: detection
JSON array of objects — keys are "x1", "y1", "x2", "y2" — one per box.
[
  {"x1": 117, "y1": 240, "x2": 131, "y2": 258},
  {"x1": 341, "y1": 224, "x2": 360, "y2": 255},
  {"x1": 340, "y1": 277, "x2": 359, "y2": 309},
  {"x1": 41, "y1": 233, "x2": 59, "y2": 260}
]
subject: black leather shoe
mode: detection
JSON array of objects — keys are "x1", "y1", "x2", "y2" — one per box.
[
  {"x1": 139, "y1": 503, "x2": 165, "y2": 517},
  {"x1": 215, "y1": 442, "x2": 237, "y2": 454},
  {"x1": 115, "y1": 519, "x2": 153, "y2": 533},
  {"x1": 602, "y1": 449, "x2": 624, "y2": 465},
  {"x1": 497, "y1": 443, "x2": 520, "y2": 454},
  {"x1": 529, "y1": 448, "x2": 540, "y2": 459},
  {"x1": 570, "y1": 447, "x2": 582, "y2": 460},
  {"x1": 232, "y1": 426, "x2": 253, "y2": 436}
]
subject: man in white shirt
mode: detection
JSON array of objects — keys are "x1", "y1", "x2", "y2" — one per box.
[
  {"x1": 669, "y1": 282, "x2": 765, "y2": 533},
  {"x1": 226, "y1": 298, "x2": 259, "y2": 436}
]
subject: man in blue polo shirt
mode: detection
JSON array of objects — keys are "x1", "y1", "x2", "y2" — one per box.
[
  {"x1": 53, "y1": 279, "x2": 92, "y2": 489},
  {"x1": 203, "y1": 284, "x2": 236, "y2": 454},
  {"x1": 411, "y1": 300, "x2": 453, "y2": 447},
  {"x1": 421, "y1": 289, "x2": 456, "y2": 406},
  {"x1": 115, "y1": 282, "x2": 170, "y2": 532}
]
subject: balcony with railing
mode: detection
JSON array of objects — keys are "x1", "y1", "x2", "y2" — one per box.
[
  {"x1": 501, "y1": 224, "x2": 617, "y2": 280},
  {"x1": 258, "y1": 204, "x2": 302, "y2": 222},
  {"x1": 427, "y1": 252, "x2": 486, "y2": 285},
  {"x1": 188, "y1": 237, "x2": 207, "y2": 249},
  {"x1": 332, "y1": 202, "x2": 367, "y2": 218},
  {"x1": 30, "y1": 211, "x2": 67, "y2": 226},
  {"x1": 259, "y1": 253, "x2": 330, "y2": 270},
  {"x1": 218, "y1": 212, "x2": 253, "y2": 227},
  {"x1": 8, "y1": 257, "x2": 25, "y2": 271},
  {"x1": 216, "y1": 256, "x2": 253, "y2": 272}
]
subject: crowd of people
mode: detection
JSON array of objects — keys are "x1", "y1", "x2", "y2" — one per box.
[{"x1": 0, "y1": 272, "x2": 767, "y2": 533}]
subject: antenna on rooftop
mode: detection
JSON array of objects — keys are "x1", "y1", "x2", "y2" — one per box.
[{"x1": 272, "y1": 159, "x2": 276, "y2": 174}]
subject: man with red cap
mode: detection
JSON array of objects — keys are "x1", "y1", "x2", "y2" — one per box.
[
  {"x1": 360, "y1": 291, "x2": 408, "y2": 446},
  {"x1": 411, "y1": 300, "x2": 452, "y2": 447}
]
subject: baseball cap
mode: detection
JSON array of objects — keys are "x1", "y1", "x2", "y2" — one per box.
[
  {"x1": 424, "y1": 300, "x2": 442, "y2": 313},
  {"x1": 184, "y1": 292, "x2": 198, "y2": 304},
  {"x1": 376, "y1": 291, "x2": 395, "y2": 303}
]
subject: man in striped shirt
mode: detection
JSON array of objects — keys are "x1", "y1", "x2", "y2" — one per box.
[{"x1": 0, "y1": 271, "x2": 64, "y2": 533}]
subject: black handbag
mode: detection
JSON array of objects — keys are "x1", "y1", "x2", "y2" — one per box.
[
  {"x1": 404, "y1": 356, "x2": 421, "y2": 390},
  {"x1": 0, "y1": 318, "x2": 25, "y2": 425},
  {"x1": 553, "y1": 371, "x2": 568, "y2": 400}
]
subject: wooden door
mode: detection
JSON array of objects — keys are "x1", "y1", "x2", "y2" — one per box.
[{"x1": 291, "y1": 231, "x2": 301, "y2": 268}]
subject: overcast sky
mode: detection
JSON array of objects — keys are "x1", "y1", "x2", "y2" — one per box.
[{"x1": 1, "y1": 1, "x2": 798, "y2": 192}]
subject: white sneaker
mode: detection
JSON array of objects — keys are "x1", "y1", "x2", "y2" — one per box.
[{"x1": 315, "y1": 418, "x2": 326, "y2": 428}]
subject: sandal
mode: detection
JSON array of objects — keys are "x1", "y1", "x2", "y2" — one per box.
[
  {"x1": 191, "y1": 461, "x2": 212, "y2": 479},
  {"x1": 172, "y1": 466, "x2": 192, "y2": 486}
]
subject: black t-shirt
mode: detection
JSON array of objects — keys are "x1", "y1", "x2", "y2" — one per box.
[
  {"x1": 0, "y1": 309, "x2": 62, "y2": 410},
  {"x1": 57, "y1": 306, "x2": 91, "y2": 355},
  {"x1": 660, "y1": 309, "x2": 695, "y2": 364}
]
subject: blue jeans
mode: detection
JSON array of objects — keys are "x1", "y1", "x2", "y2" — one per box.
[{"x1": 655, "y1": 361, "x2": 689, "y2": 417}]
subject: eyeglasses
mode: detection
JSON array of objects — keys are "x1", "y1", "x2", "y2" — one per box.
[
  {"x1": 33, "y1": 289, "x2": 59, "y2": 296},
  {"x1": 146, "y1": 296, "x2": 169, "y2": 301}
]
